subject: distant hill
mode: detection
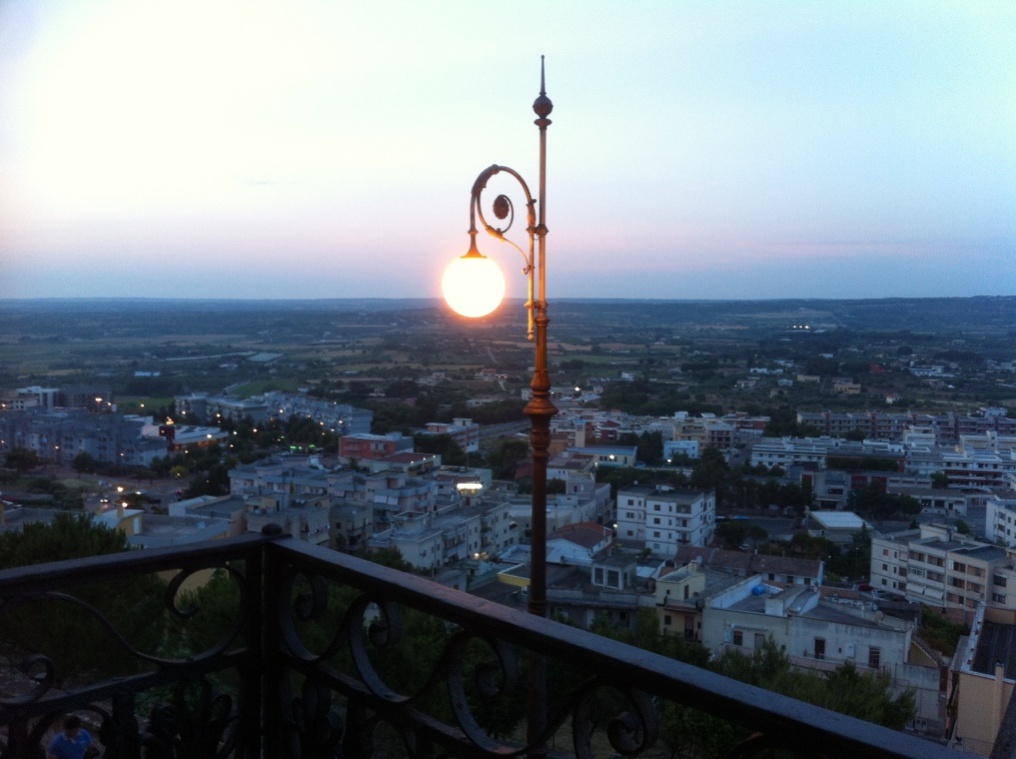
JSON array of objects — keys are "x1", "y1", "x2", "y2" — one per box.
[{"x1": 2, "y1": 296, "x2": 1014, "y2": 337}]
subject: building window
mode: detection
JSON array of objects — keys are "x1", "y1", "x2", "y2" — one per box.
[
  {"x1": 868, "y1": 647, "x2": 880, "y2": 669},
  {"x1": 664, "y1": 615, "x2": 672, "y2": 626},
  {"x1": 993, "y1": 593, "x2": 1006, "y2": 604},
  {"x1": 732, "y1": 630, "x2": 743, "y2": 646},
  {"x1": 995, "y1": 575, "x2": 1008, "y2": 587},
  {"x1": 814, "y1": 638, "x2": 825, "y2": 660}
]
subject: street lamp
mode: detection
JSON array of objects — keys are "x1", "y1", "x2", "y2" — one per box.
[
  {"x1": 442, "y1": 57, "x2": 556, "y2": 620},
  {"x1": 442, "y1": 58, "x2": 556, "y2": 758}
]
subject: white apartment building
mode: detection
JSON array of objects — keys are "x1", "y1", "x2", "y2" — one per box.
[
  {"x1": 937, "y1": 449, "x2": 1016, "y2": 488},
  {"x1": 615, "y1": 484, "x2": 654, "y2": 543},
  {"x1": 986, "y1": 491, "x2": 1016, "y2": 549},
  {"x1": 617, "y1": 486, "x2": 716, "y2": 557}
]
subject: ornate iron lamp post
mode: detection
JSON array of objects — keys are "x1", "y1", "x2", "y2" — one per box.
[
  {"x1": 441, "y1": 57, "x2": 556, "y2": 757},
  {"x1": 442, "y1": 57, "x2": 556, "y2": 619}
]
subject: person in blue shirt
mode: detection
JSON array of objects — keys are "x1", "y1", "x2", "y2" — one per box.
[{"x1": 46, "y1": 715, "x2": 93, "y2": 759}]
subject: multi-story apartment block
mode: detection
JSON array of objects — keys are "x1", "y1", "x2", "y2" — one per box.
[
  {"x1": 265, "y1": 393, "x2": 372, "y2": 435},
  {"x1": 985, "y1": 491, "x2": 1016, "y2": 548},
  {"x1": 615, "y1": 486, "x2": 717, "y2": 556},
  {"x1": 937, "y1": 449, "x2": 1015, "y2": 489},
  {"x1": 0, "y1": 409, "x2": 173, "y2": 467},
  {"x1": 642, "y1": 488, "x2": 716, "y2": 557},
  {"x1": 615, "y1": 484, "x2": 654, "y2": 544},
  {"x1": 750, "y1": 436, "x2": 905, "y2": 472},
  {"x1": 749, "y1": 437, "x2": 834, "y2": 470},
  {"x1": 175, "y1": 392, "x2": 372, "y2": 434},
  {"x1": 228, "y1": 460, "x2": 331, "y2": 503},
  {"x1": 176, "y1": 393, "x2": 270, "y2": 424},
  {"x1": 7, "y1": 386, "x2": 58, "y2": 410},
  {"x1": 871, "y1": 525, "x2": 1016, "y2": 614}
]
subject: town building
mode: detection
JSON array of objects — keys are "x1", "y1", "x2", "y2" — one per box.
[
  {"x1": 615, "y1": 486, "x2": 716, "y2": 557},
  {"x1": 871, "y1": 524, "x2": 1016, "y2": 615},
  {"x1": 948, "y1": 604, "x2": 1016, "y2": 755},
  {"x1": 655, "y1": 561, "x2": 743, "y2": 642},
  {"x1": 985, "y1": 491, "x2": 1016, "y2": 549},
  {"x1": 566, "y1": 445, "x2": 638, "y2": 469},
  {"x1": 0, "y1": 409, "x2": 170, "y2": 467},
  {"x1": 806, "y1": 511, "x2": 871, "y2": 544},
  {"x1": 338, "y1": 431, "x2": 413, "y2": 462},
  {"x1": 672, "y1": 545, "x2": 825, "y2": 587},
  {"x1": 701, "y1": 576, "x2": 941, "y2": 730}
]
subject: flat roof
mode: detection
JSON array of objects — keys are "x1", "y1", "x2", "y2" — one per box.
[
  {"x1": 972, "y1": 621, "x2": 1016, "y2": 679},
  {"x1": 810, "y1": 511, "x2": 866, "y2": 529}
]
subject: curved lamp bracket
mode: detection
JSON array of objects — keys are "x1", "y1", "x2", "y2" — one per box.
[{"x1": 468, "y1": 164, "x2": 538, "y2": 339}]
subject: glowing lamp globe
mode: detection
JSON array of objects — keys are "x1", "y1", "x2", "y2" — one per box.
[{"x1": 442, "y1": 253, "x2": 506, "y2": 317}]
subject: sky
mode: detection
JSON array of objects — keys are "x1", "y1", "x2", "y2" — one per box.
[{"x1": 0, "y1": 1, "x2": 1013, "y2": 302}]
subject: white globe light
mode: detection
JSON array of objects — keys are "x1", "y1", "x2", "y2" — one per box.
[{"x1": 442, "y1": 254, "x2": 506, "y2": 317}]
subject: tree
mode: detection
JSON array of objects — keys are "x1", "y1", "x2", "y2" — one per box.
[
  {"x1": 714, "y1": 638, "x2": 915, "y2": 730},
  {"x1": 715, "y1": 520, "x2": 750, "y2": 548},
  {"x1": 413, "y1": 433, "x2": 467, "y2": 466},
  {"x1": 5, "y1": 447, "x2": 41, "y2": 473},
  {"x1": 485, "y1": 438, "x2": 530, "y2": 480},
  {"x1": 184, "y1": 461, "x2": 231, "y2": 498},
  {"x1": 71, "y1": 451, "x2": 98, "y2": 475},
  {"x1": 0, "y1": 514, "x2": 166, "y2": 685},
  {"x1": 691, "y1": 446, "x2": 728, "y2": 502},
  {"x1": 619, "y1": 431, "x2": 664, "y2": 467}
]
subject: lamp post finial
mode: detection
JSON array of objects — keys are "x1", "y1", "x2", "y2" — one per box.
[{"x1": 533, "y1": 55, "x2": 553, "y2": 119}]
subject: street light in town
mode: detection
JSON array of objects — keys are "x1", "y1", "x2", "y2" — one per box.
[
  {"x1": 441, "y1": 57, "x2": 556, "y2": 757},
  {"x1": 442, "y1": 57, "x2": 556, "y2": 620}
]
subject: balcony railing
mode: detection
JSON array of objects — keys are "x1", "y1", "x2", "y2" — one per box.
[{"x1": 1, "y1": 529, "x2": 954, "y2": 758}]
